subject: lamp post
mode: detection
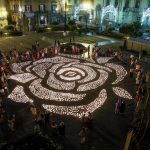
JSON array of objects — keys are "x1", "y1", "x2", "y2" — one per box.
[
  {"x1": 19, "y1": 7, "x2": 23, "y2": 31},
  {"x1": 64, "y1": 0, "x2": 67, "y2": 31}
]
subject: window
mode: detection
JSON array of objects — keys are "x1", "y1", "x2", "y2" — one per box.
[
  {"x1": 39, "y1": 4, "x2": 45, "y2": 12},
  {"x1": 106, "y1": 0, "x2": 110, "y2": 6},
  {"x1": 52, "y1": 3, "x2": 57, "y2": 13},
  {"x1": 115, "y1": 0, "x2": 118, "y2": 7},
  {"x1": 40, "y1": 16, "x2": 47, "y2": 25},
  {"x1": 14, "y1": 4, "x2": 19, "y2": 12},
  {"x1": 25, "y1": 5, "x2": 32, "y2": 12},
  {"x1": 123, "y1": 0, "x2": 130, "y2": 11},
  {"x1": 135, "y1": 0, "x2": 140, "y2": 8},
  {"x1": 137, "y1": 17, "x2": 141, "y2": 21},
  {"x1": 148, "y1": 0, "x2": 150, "y2": 7},
  {"x1": 74, "y1": 0, "x2": 77, "y2": 4}
]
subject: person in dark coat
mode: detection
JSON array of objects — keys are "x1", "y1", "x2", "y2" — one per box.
[
  {"x1": 58, "y1": 122, "x2": 66, "y2": 136},
  {"x1": 44, "y1": 111, "x2": 51, "y2": 126},
  {"x1": 119, "y1": 100, "x2": 126, "y2": 114}
]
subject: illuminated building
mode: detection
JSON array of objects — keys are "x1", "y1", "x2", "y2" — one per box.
[
  {"x1": 5, "y1": 0, "x2": 150, "y2": 29},
  {"x1": 73, "y1": 0, "x2": 150, "y2": 27},
  {"x1": 0, "y1": 0, "x2": 8, "y2": 28},
  {"x1": 8, "y1": 0, "x2": 75, "y2": 30}
]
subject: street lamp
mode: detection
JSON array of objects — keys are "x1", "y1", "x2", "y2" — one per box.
[
  {"x1": 19, "y1": 7, "x2": 24, "y2": 31},
  {"x1": 64, "y1": 0, "x2": 67, "y2": 31}
]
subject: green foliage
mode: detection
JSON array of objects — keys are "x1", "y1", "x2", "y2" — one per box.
[
  {"x1": 98, "y1": 32, "x2": 125, "y2": 39},
  {"x1": 68, "y1": 25, "x2": 77, "y2": 31},
  {"x1": 77, "y1": 24, "x2": 84, "y2": 29},
  {"x1": 36, "y1": 27, "x2": 46, "y2": 33},
  {"x1": 79, "y1": 11, "x2": 89, "y2": 29},
  {"x1": 2, "y1": 30, "x2": 23, "y2": 36},
  {"x1": 68, "y1": 20, "x2": 76, "y2": 26},
  {"x1": 51, "y1": 25, "x2": 69, "y2": 31},
  {"x1": 10, "y1": 30, "x2": 23, "y2": 36},
  {"x1": 68, "y1": 20, "x2": 77, "y2": 31},
  {"x1": 52, "y1": 21, "x2": 59, "y2": 25},
  {"x1": 4, "y1": 25, "x2": 16, "y2": 30},
  {"x1": 80, "y1": 11, "x2": 89, "y2": 20},
  {"x1": 119, "y1": 22, "x2": 142, "y2": 37}
]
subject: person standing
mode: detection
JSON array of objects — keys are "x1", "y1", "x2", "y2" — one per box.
[
  {"x1": 36, "y1": 41, "x2": 39, "y2": 48},
  {"x1": 78, "y1": 127, "x2": 87, "y2": 144},
  {"x1": 88, "y1": 45, "x2": 90, "y2": 58},
  {"x1": 129, "y1": 68, "x2": 134, "y2": 78},
  {"x1": 58, "y1": 122, "x2": 66, "y2": 136},
  {"x1": 119, "y1": 100, "x2": 126, "y2": 114},
  {"x1": 115, "y1": 99, "x2": 121, "y2": 114}
]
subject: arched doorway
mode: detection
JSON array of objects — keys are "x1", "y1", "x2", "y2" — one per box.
[
  {"x1": 74, "y1": 3, "x2": 93, "y2": 21},
  {"x1": 101, "y1": 5, "x2": 117, "y2": 25},
  {"x1": 141, "y1": 8, "x2": 150, "y2": 26}
]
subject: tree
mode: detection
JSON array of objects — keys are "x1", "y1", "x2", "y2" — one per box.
[
  {"x1": 119, "y1": 21, "x2": 142, "y2": 37},
  {"x1": 80, "y1": 11, "x2": 89, "y2": 29}
]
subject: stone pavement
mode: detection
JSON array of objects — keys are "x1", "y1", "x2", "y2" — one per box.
[{"x1": 0, "y1": 57, "x2": 136, "y2": 150}]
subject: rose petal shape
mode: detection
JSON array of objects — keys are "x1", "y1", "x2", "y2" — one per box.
[
  {"x1": 97, "y1": 57, "x2": 113, "y2": 64},
  {"x1": 73, "y1": 64, "x2": 97, "y2": 83},
  {"x1": 43, "y1": 89, "x2": 107, "y2": 118},
  {"x1": 112, "y1": 87, "x2": 133, "y2": 99},
  {"x1": 47, "y1": 73, "x2": 75, "y2": 90},
  {"x1": 32, "y1": 63, "x2": 52, "y2": 78},
  {"x1": 26, "y1": 65, "x2": 34, "y2": 72},
  {"x1": 56, "y1": 66, "x2": 85, "y2": 81},
  {"x1": 105, "y1": 63, "x2": 127, "y2": 84},
  {"x1": 29, "y1": 79, "x2": 86, "y2": 101},
  {"x1": 12, "y1": 61, "x2": 31, "y2": 73},
  {"x1": 33, "y1": 56, "x2": 79, "y2": 65},
  {"x1": 57, "y1": 67, "x2": 85, "y2": 77},
  {"x1": 62, "y1": 62, "x2": 79, "y2": 67},
  {"x1": 77, "y1": 70, "x2": 108, "y2": 91},
  {"x1": 83, "y1": 63, "x2": 112, "y2": 72},
  {"x1": 49, "y1": 64, "x2": 64, "y2": 73},
  {"x1": 9, "y1": 73, "x2": 37, "y2": 83},
  {"x1": 8, "y1": 85, "x2": 33, "y2": 103},
  {"x1": 58, "y1": 53, "x2": 82, "y2": 59}
]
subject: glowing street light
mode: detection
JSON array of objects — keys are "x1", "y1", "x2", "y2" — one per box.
[
  {"x1": 82, "y1": 2, "x2": 92, "y2": 10},
  {"x1": 0, "y1": 8, "x2": 8, "y2": 18},
  {"x1": 18, "y1": 7, "x2": 24, "y2": 31}
]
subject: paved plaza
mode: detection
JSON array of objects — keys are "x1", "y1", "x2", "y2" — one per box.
[
  {"x1": 2, "y1": 53, "x2": 136, "y2": 150},
  {"x1": 1, "y1": 32, "x2": 150, "y2": 150}
]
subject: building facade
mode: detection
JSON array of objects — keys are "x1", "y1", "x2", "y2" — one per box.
[
  {"x1": 73, "y1": 0, "x2": 150, "y2": 26},
  {"x1": 93, "y1": 0, "x2": 150, "y2": 26},
  {"x1": 0, "y1": 0, "x2": 8, "y2": 28},
  {"x1": 8, "y1": 0, "x2": 75, "y2": 30},
  {"x1": 7, "y1": 0, "x2": 150, "y2": 30}
]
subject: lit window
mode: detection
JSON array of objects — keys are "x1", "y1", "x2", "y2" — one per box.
[
  {"x1": 25, "y1": 5, "x2": 32, "y2": 12},
  {"x1": 14, "y1": 4, "x2": 19, "y2": 12},
  {"x1": 39, "y1": 4, "x2": 45, "y2": 12},
  {"x1": 40, "y1": 16, "x2": 47, "y2": 25}
]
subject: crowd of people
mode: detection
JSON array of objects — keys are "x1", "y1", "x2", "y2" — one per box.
[
  {"x1": 128, "y1": 55, "x2": 150, "y2": 142},
  {"x1": 129, "y1": 55, "x2": 149, "y2": 107}
]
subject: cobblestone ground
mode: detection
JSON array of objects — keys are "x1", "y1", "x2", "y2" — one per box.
[{"x1": 1, "y1": 56, "x2": 136, "y2": 150}]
